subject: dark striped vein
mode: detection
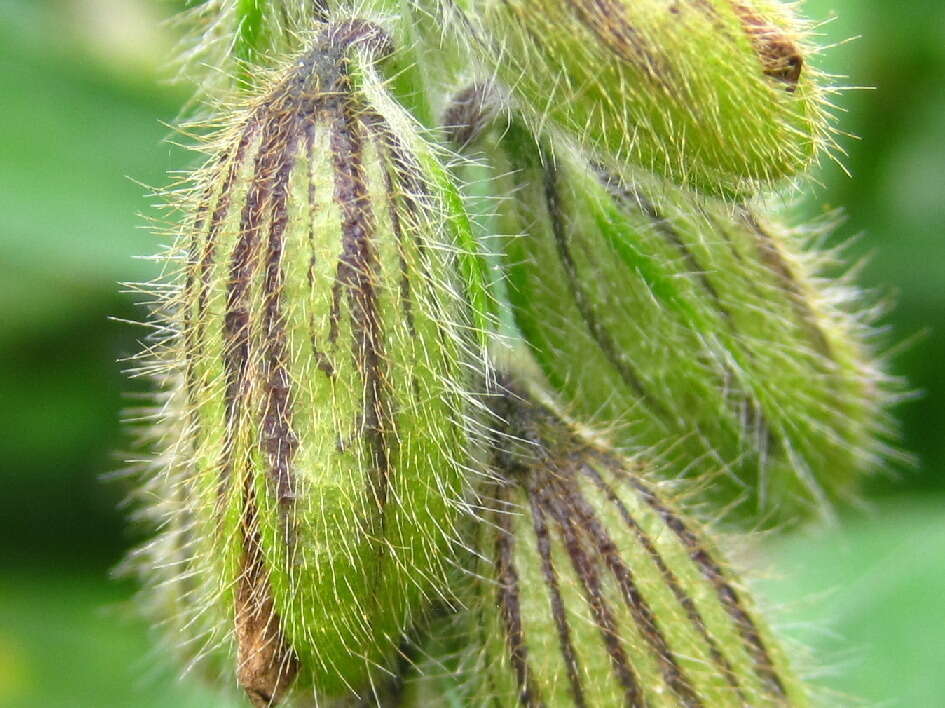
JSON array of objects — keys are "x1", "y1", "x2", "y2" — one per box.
[
  {"x1": 328, "y1": 92, "x2": 391, "y2": 513},
  {"x1": 183, "y1": 121, "x2": 258, "y2": 443},
  {"x1": 542, "y1": 161, "x2": 668, "y2": 420},
  {"x1": 477, "y1": 486, "x2": 507, "y2": 706},
  {"x1": 741, "y1": 209, "x2": 834, "y2": 361},
  {"x1": 536, "y1": 481, "x2": 645, "y2": 708},
  {"x1": 221, "y1": 111, "x2": 289, "y2": 494},
  {"x1": 596, "y1": 166, "x2": 781, "y2": 462},
  {"x1": 525, "y1": 481, "x2": 588, "y2": 708},
  {"x1": 569, "y1": 0, "x2": 666, "y2": 85},
  {"x1": 199, "y1": 119, "x2": 260, "y2": 322},
  {"x1": 611, "y1": 464, "x2": 788, "y2": 698},
  {"x1": 368, "y1": 116, "x2": 460, "y2": 378},
  {"x1": 260, "y1": 118, "x2": 302, "y2": 511},
  {"x1": 581, "y1": 461, "x2": 747, "y2": 701},
  {"x1": 604, "y1": 176, "x2": 730, "y2": 322},
  {"x1": 495, "y1": 486, "x2": 545, "y2": 708},
  {"x1": 185, "y1": 148, "x2": 226, "y2": 307},
  {"x1": 555, "y1": 475, "x2": 704, "y2": 708},
  {"x1": 226, "y1": 108, "x2": 298, "y2": 693}
]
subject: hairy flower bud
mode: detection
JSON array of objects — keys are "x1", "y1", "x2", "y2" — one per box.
[
  {"x1": 458, "y1": 0, "x2": 828, "y2": 195},
  {"x1": 130, "y1": 22, "x2": 491, "y2": 704},
  {"x1": 492, "y1": 124, "x2": 885, "y2": 525},
  {"x1": 402, "y1": 382, "x2": 809, "y2": 705}
]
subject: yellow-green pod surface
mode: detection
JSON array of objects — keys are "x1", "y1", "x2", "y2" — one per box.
[
  {"x1": 402, "y1": 385, "x2": 809, "y2": 706},
  {"x1": 495, "y1": 125, "x2": 882, "y2": 525},
  {"x1": 465, "y1": 0, "x2": 825, "y2": 196},
  {"x1": 134, "y1": 23, "x2": 490, "y2": 705}
]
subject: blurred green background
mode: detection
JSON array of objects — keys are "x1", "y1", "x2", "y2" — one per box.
[{"x1": 0, "y1": 1, "x2": 942, "y2": 706}]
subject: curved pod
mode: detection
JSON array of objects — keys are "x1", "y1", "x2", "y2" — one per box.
[
  {"x1": 497, "y1": 126, "x2": 883, "y2": 524},
  {"x1": 467, "y1": 0, "x2": 826, "y2": 195}
]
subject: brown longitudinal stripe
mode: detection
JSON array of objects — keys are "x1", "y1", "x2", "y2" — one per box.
[
  {"x1": 222, "y1": 110, "x2": 292, "y2": 494},
  {"x1": 199, "y1": 119, "x2": 260, "y2": 321},
  {"x1": 476, "y1": 486, "x2": 507, "y2": 706},
  {"x1": 542, "y1": 161, "x2": 669, "y2": 422},
  {"x1": 569, "y1": 0, "x2": 666, "y2": 84},
  {"x1": 608, "y1": 462, "x2": 787, "y2": 699},
  {"x1": 555, "y1": 475, "x2": 703, "y2": 707},
  {"x1": 595, "y1": 167, "x2": 751, "y2": 351},
  {"x1": 184, "y1": 121, "x2": 258, "y2": 438},
  {"x1": 536, "y1": 480, "x2": 645, "y2": 708},
  {"x1": 368, "y1": 116, "x2": 460, "y2": 379},
  {"x1": 260, "y1": 119, "x2": 302, "y2": 511},
  {"x1": 621, "y1": 183, "x2": 783, "y2": 456},
  {"x1": 581, "y1": 461, "x2": 747, "y2": 700},
  {"x1": 525, "y1": 480, "x2": 588, "y2": 708},
  {"x1": 328, "y1": 89, "x2": 391, "y2": 512},
  {"x1": 741, "y1": 209, "x2": 833, "y2": 361},
  {"x1": 494, "y1": 486, "x2": 545, "y2": 708},
  {"x1": 185, "y1": 148, "x2": 226, "y2": 308}
]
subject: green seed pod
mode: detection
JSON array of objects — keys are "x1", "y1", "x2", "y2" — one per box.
[
  {"x1": 492, "y1": 123, "x2": 885, "y2": 525},
  {"x1": 402, "y1": 383, "x2": 809, "y2": 706},
  {"x1": 458, "y1": 0, "x2": 828, "y2": 196},
  {"x1": 129, "y1": 21, "x2": 491, "y2": 704}
]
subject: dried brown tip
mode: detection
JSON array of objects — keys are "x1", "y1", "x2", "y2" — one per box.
[
  {"x1": 731, "y1": 2, "x2": 804, "y2": 89},
  {"x1": 235, "y1": 487, "x2": 299, "y2": 706},
  {"x1": 235, "y1": 553, "x2": 299, "y2": 705},
  {"x1": 441, "y1": 82, "x2": 499, "y2": 149}
]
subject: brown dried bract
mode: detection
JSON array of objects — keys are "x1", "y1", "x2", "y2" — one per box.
[
  {"x1": 731, "y1": 1, "x2": 803, "y2": 89},
  {"x1": 235, "y1": 482, "x2": 300, "y2": 707}
]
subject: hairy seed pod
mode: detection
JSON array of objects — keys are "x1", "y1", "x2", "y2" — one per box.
[
  {"x1": 492, "y1": 123, "x2": 885, "y2": 525},
  {"x1": 129, "y1": 21, "x2": 492, "y2": 704},
  {"x1": 402, "y1": 383, "x2": 809, "y2": 706},
  {"x1": 456, "y1": 0, "x2": 828, "y2": 196}
]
